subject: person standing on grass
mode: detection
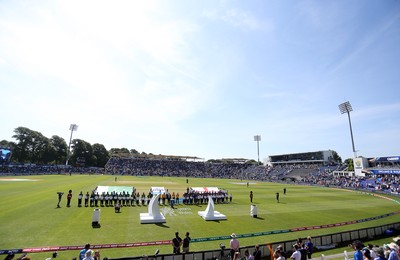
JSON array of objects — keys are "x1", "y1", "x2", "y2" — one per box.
[
  {"x1": 57, "y1": 192, "x2": 63, "y2": 208},
  {"x1": 172, "y1": 232, "x2": 182, "y2": 254},
  {"x1": 66, "y1": 190, "x2": 72, "y2": 207},
  {"x1": 78, "y1": 191, "x2": 83, "y2": 207},
  {"x1": 84, "y1": 192, "x2": 89, "y2": 207},
  {"x1": 276, "y1": 192, "x2": 280, "y2": 203},
  {"x1": 250, "y1": 191, "x2": 253, "y2": 203},
  {"x1": 182, "y1": 232, "x2": 191, "y2": 253}
]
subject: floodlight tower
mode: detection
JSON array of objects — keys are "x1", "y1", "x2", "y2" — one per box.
[
  {"x1": 66, "y1": 124, "x2": 78, "y2": 165},
  {"x1": 254, "y1": 135, "x2": 261, "y2": 165},
  {"x1": 338, "y1": 101, "x2": 357, "y2": 158}
]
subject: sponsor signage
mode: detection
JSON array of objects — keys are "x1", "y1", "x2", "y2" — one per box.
[{"x1": 371, "y1": 169, "x2": 400, "y2": 174}]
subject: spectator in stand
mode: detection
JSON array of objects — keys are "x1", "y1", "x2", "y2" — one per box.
[
  {"x1": 276, "y1": 245, "x2": 287, "y2": 259},
  {"x1": 363, "y1": 248, "x2": 372, "y2": 260},
  {"x1": 4, "y1": 252, "x2": 15, "y2": 260},
  {"x1": 296, "y1": 238, "x2": 307, "y2": 260},
  {"x1": 93, "y1": 250, "x2": 101, "y2": 260},
  {"x1": 244, "y1": 249, "x2": 252, "y2": 260},
  {"x1": 305, "y1": 236, "x2": 314, "y2": 259},
  {"x1": 274, "y1": 249, "x2": 284, "y2": 260},
  {"x1": 384, "y1": 244, "x2": 392, "y2": 259},
  {"x1": 83, "y1": 249, "x2": 94, "y2": 260},
  {"x1": 367, "y1": 244, "x2": 377, "y2": 259},
  {"x1": 79, "y1": 244, "x2": 91, "y2": 260},
  {"x1": 291, "y1": 244, "x2": 301, "y2": 260},
  {"x1": 253, "y1": 244, "x2": 261, "y2": 260},
  {"x1": 229, "y1": 233, "x2": 240, "y2": 260},
  {"x1": 387, "y1": 242, "x2": 399, "y2": 260},
  {"x1": 374, "y1": 247, "x2": 386, "y2": 260},
  {"x1": 353, "y1": 241, "x2": 364, "y2": 260}
]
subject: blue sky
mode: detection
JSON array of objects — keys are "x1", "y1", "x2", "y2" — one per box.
[{"x1": 1, "y1": 1, "x2": 399, "y2": 161}]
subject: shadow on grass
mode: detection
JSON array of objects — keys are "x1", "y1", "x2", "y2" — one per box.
[
  {"x1": 206, "y1": 220, "x2": 223, "y2": 223},
  {"x1": 156, "y1": 223, "x2": 170, "y2": 228}
]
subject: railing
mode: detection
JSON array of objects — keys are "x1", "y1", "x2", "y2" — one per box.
[{"x1": 108, "y1": 222, "x2": 399, "y2": 260}]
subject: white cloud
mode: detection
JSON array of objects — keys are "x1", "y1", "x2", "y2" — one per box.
[{"x1": 202, "y1": 6, "x2": 272, "y2": 32}]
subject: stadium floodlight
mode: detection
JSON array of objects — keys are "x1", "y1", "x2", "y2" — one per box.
[
  {"x1": 66, "y1": 124, "x2": 78, "y2": 165},
  {"x1": 254, "y1": 135, "x2": 261, "y2": 165},
  {"x1": 338, "y1": 101, "x2": 357, "y2": 158}
]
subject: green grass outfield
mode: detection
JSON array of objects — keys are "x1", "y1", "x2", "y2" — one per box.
[{"x1": 0, "y1": 174, "x2": 399, "y2": 259}]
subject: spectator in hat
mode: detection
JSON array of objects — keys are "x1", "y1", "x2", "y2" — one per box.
[
  {"x1": 387, "y1": 242, "x2": 398, "y2": 260},
  {"x1": 230, "y1": 233, "x2": 240, "y2": 260},
  {"x1": 374, "y1": 247, "x2": 386, "y2": 260},
  {"x1": 384, "y1": 244, "x2": 392, "y2": 259},
  {"x1": 274, "y1": 248, "x2": 285, "y2": 260},
  {"x1": 276, "y1": 245, "x2": 286, "y2": 259}
]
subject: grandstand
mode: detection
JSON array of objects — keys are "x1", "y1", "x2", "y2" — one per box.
[
  {"x1": 264, "y1": 150, "x2": 337, "y2": 180},
  {"x1": 266, "y1": 150, "x2": 336, "y2": 166}
]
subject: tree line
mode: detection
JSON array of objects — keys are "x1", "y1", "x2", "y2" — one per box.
[
  {"x1": 1, "y1": 126, "x2": 344, "y2": 168},
  {"x1": 0, "y1": 127, "x2": 142, "y2": 167}
]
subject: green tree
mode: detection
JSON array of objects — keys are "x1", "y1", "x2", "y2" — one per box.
[
  {"x1": 109, "y1": 148, "x2": 130, "y2": 157},
  {"x1": 130, "y1": 149, "x2": 139, "y2": 154},
  {"x1": 92, "y1": 143, "x2": 110, "y2": 167},
  {"x1": 331, "y1": 150, "x2": 342, "y2": 164},
  {"x1": 12, "y1": 127, "x2": 50, "y2": 163},
  {"x1": 0, "y1": 140, "x2": 13, "y2": 147},
  {"x1": 344, "y1": 158, "x2": 354, "y2": 171},
  {"x1": 70, "y1": 139, "x2": 94, "y2": 167},
  {"x1": 50, "y1": 135, "x2": 68, "y2": 164}
]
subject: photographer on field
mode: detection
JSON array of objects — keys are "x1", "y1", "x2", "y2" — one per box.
[{"x1": 57, "y1": 192, "x2": 64, "y2": 208}]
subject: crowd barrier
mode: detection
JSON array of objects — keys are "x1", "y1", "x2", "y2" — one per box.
[{"x1": 108, "y1": 222, "x2": 399, "y2": 260}]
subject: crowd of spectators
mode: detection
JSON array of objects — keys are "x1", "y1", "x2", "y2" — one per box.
[
  {"x1": 104, "y1": 157, "x2": 270, "y2": 180},
  {"x1": 1, "y1": 156, "x2": 399, "y2": 196},
  {"x1": 299, "y1": 172, "x2": 400, "y2": 194}
]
